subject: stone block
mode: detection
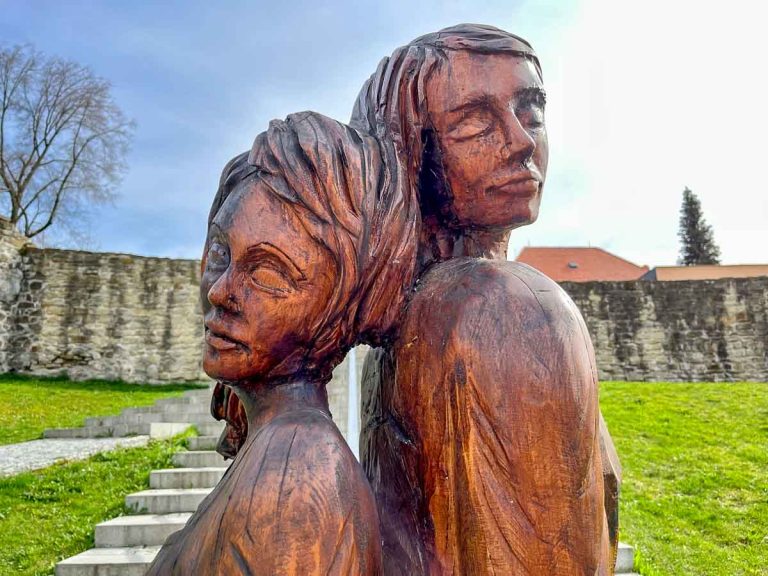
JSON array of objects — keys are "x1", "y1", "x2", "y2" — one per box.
[
  {"x1": 186, "y1": 435, "x2": 218, "y2": 451},
  {"x1": 125, "y1": 488, "x2": 211, "y2": 514},
  {"x1": 55, "y1": 546, "x2": 161, "y2": 576},
  {"x1": 194, "y1": 421, "x2": 225, "y2": 436},
  {"x1": 150, "y1": 467, "x2": 227, "y2": 489},
  {"x1": 172, "y1": 450, "x2": 228, "y2": 468},
  {"x1": 94, "y1": 513, "x2": 192, "y2": 548},
  {"x1": 616, "y1": 542, "x2": 635, "y2": 573}
]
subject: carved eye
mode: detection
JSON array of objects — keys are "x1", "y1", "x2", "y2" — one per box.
[
  {"x1": 517, "y1": 104, "x2": 545, "y2": 132},
  {"x1": 206, "y1": 241, "x2": 229, "y2": 270},
  {"x1": 449, "y1": 117, "x2": 493, "y2": 141},
  {"x1": 249, "y1": 265, "x2": 294, "y2": 294}
]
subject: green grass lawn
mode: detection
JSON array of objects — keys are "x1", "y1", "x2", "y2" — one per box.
[
  {"x1": 0, "y1": 379, "x2": 764, "y2": 576},
  {"x1": 0, "y1": 434, "x2": 191, "y2": 576},
  {"x1": 0, "y1": 374, "x2": 206, "y2": 445},
  {"x1": 601, "y1": 381, "x2": 768, "y2": 576}
]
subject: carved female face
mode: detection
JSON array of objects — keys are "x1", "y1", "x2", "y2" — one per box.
[
  {"x1": 426, "y1": 52, "x2": 548, "y2": 230},
  {"x1": 201, "y1": 178, "x2": 335, "y2": 383}
]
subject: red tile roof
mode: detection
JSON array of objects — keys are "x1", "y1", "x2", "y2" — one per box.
[
  {"x1": 515, "y1": 247, "x2": 649, "y2": 282},
  {"x1": 647, "y1": 264, "x2": 768, "y2": 281}
]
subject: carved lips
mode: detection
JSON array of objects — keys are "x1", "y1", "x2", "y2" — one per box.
[
  {"x1": 204, "y1": 325, "x2": 244, "y2": 351},
  {"x1": 489, "y1": 171, "x2": 541, "y2": 198}
]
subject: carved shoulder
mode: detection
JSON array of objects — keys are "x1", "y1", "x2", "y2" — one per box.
[
  {"x1": 402, "y1": 258, "x2": 592, "y2": 363},
  {"x1": 222, "y1": 410, "x2": 381, "y2": 575}
]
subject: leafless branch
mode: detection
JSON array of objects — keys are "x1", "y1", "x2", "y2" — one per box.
[{"x1": 0, "y1": 43, "x2": 134, "y2": 244}]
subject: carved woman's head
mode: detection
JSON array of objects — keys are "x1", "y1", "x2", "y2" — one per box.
[
  {"x1": 351, "y1": 24, "x2": 547, "y2": 236},
  {"x1": 201, "y1": 113, "x2": 417, "y2": 386}
]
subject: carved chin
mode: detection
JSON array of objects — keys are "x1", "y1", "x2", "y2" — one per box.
[
  {"x1": 527, "y1": 192, "x2": 542, "y2": 223},
  {"x1": 203, "y1": 348, "x2": 252, "y2": 381}
]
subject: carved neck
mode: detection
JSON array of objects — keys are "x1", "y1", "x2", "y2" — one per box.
[
  {"x1": 233, "y1": 379, "x2": 329, "y2": 432},
  {"x1": 420, "y1": 224, "x2": 510, "y2": 267},
  {"x1": 451, "y1": 228, "x2": 511, "y2": 260}
]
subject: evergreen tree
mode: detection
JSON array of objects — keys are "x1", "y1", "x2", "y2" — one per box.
[{"x1": 678, "y1": 187, "x2": 721, "y2": 265}]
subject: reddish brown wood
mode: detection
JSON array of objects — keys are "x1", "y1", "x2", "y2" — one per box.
[
  {"x1": 203, "y1": 23, "x2": 619, "y2": 576},
  {"x1": 210, "y1": 381, "x2": 247, "y2": 459},
  {"x1": 371, "y1": 259, "x2": 610, "y2": 574},
  {"x1": 148, "y1": 112, "x2": 419, "y2": 575},
  {"x1": 352, "y1": 24, "x2": 616, "y2": 574}
]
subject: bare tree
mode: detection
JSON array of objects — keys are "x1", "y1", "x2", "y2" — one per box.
[{"x1": 0, "y1": 44, "x2": 134, "y2": 243}]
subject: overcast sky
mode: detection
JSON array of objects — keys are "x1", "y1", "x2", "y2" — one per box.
[{"x1": 2, "y1": 0, "x2": 766, "y2": 266}]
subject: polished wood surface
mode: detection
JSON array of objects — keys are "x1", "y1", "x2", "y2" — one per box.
[
  {"x1": 148, "y1": 111, "x2": 418, "y2": 575},
  {"x1": 362, "y1": 259, "x2": 610, "y2": 574},
  {"x1": 151, "y1": 383, "x2": 380, "y2": 575},
  {"x1": 199, "y1": 23, "x2": 618, "y2": 575},
  {"x1": 353, "y1": 24, "x2": 616, "y2": 574}
]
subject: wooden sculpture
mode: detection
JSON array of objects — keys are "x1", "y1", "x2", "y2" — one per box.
[
  {"x1": 147, "y1": 112, "x2": 418, "y2": 575},
  {"x1": 350, "y1": 24, "x2": 614, "y2": 574},
  {"x1": 203, "y1": 23, "x2": 618, "y2": 576}
]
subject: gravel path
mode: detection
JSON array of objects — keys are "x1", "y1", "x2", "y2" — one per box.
[{"x1": 0, "y1": 436, "x2": 150, "y2": 476}]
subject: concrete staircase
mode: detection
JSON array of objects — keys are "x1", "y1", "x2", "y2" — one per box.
[
  {"x1": 55, "y1": 432, "x2": 228, "y2": 576},
  {"x1": 52, "y1": 387, "x2": 641, "y2": 574},
  {"x1": 44, "y1": 388, "x2": 223, "y2": 440}
]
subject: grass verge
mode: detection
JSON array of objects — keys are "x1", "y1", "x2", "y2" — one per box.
[
  {"x1": 0, "y1": 433, "x2": 191, "y2": 576},
  {"x1": 0, "y1": 374, "x2": 205, "y2": 445},
  {"x1": 601, "y1": 381, "x2": 768, "y2": 576}
]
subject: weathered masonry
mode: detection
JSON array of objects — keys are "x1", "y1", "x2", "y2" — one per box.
[
  {"x1": 562, "y1": 279, "x2": 768, "y2": 382},
  {"x1": 1, "y1": 218, "x2": 204, "y2": 383},
  {"x1": 2, "y1": 218, "x2": 767, "y2": 384}
]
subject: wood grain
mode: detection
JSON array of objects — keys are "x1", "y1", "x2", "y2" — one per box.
[
  {"x1": 149, "y1": 111, "x2": 419, "y2": 575},
  {"x1": 202, "y1": 23, "x2": 619, "y2": 575},
  {"x1": 353, "y1": 24, "x2": 617, "y2": 575}
]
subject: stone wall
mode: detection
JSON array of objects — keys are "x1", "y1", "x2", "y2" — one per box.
[
  {"x1": 561, "y1": 279, "x2": 768, "y2": 382},
  {"x1": 0, "y1": 218, "x2": 31, "y2": 373},
  {"x1": 2, "y1": 221, "x2": 766, "y2": 393},
  {"x1": 7, "y1": 244, "x2": 206, "y2": 383}
]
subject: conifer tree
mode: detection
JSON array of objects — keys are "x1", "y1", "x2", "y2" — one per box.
[{"x1": 678, "y1": 187, "x2": 721, "y2": 265}]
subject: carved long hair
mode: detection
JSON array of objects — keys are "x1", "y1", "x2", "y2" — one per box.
[
  {"x1": 208, "y1": 112, "x2": 418, "y2": 380},
  {"x1": 350, "y1": 24, "x2": 540, "y2": 238}
]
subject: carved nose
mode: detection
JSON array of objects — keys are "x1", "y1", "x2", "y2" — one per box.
[
  {"x1": 503, "y1": 140, "x2": 534, "y2": 167},
  {"x1": 501, "y1": 113, "x2": 536, "y2": 165},
  {"x1": 207, "y1": 274, "x2": 236, "y2": 310}
]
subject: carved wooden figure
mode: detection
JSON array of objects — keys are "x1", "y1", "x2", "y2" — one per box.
[
  {"x1": 208, "y1": 24, "x2": 619, "y2": 576},
  {"x1": 147, "y1": 112, "x2": 418, "y2": 575},
  {"x1": 350, "y1": 24, "x2": 615, "y2": 575}
]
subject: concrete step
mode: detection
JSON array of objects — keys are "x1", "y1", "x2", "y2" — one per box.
[
  {"x1": 55, "y1": 545, "x2": 161, "y2": 576},
  {"x1": 85, "y1": 413, "x2": 166, "y2": 427},
  {"x1": 95, "y1": 513, "x2": 192, "y2": 547},
  {"x1": 154, "y1": 395, "x2": 209, "y2": 407},
  {"x1": 44, "y1": 426, "x2": 115, "y2": 439},
  {"x1": 125, "y1": 488, "x2": 211, "y2": 514},
  {"x1": 121, "y1": 405, "x2": 212, "y2": 418},
  {"x1": 194, "y1": 421, "x2": 225, "y2": 436},
  {"x1": 183, "y1": 388, "x2": 214, "y2": 399},
  {"x1": 45, "y1": 423, "x2": 149, "y2": 439},
  {"x1": 187, "y1": 435, "x2": 218, "y2": 451},
  {"x1": 150, "y1": 467, "x2": 227, "y2": 489},
  {"x1": 172, "y1": 450, "x2": 229, "y2": 468},
  {"x1": 87, "y1": 411, "x2": 215, "y2": 427},
  {"x1": 116, "y1": 405, "x2": 156, "y2": 415},
  {"x1": 147, "y1": 422, "x2": 195, "y2": 439},
  {"x1": 43, "y1": 422, "x2": 191, "y2": 440},
  {"x1": 616, "y1": 542, "x2": 635, "y2": 573}
]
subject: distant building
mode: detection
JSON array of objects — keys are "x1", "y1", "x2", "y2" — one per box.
[
  {"x1": 641, "y1": 264, "x2": 768, "y2": 281},
  {"x1": 515, "y1": 247, "x2": 649, "y2": 282}
]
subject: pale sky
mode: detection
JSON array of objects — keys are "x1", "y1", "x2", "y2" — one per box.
[{"x1": 2, "y1": 0, "x2": 766, "y2": 266}]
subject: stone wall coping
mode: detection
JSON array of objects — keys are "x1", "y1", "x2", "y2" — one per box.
[{"x1": 24, "y1": 246, "x2": 200, "y2": 265}]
